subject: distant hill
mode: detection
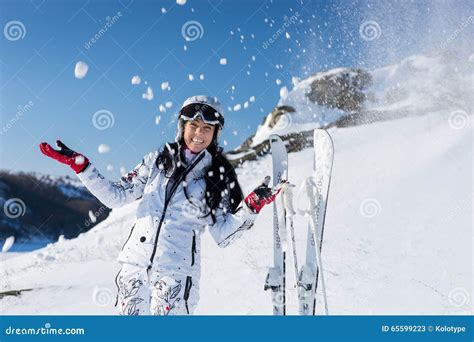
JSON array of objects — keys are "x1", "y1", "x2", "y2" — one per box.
[{"x1": 0, "y1": 171, "x2": 110, "y2": 243}]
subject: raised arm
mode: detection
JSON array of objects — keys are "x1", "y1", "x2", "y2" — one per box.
[
  {"x1": 77, "y1": 156, "x2": 152, "y2": 208},
  {"x1": 39, "y1": 140, "x2": 155, "y2": 208},
  {"x1": 208, "y1": 176, "x2": 284, "y2": 248}
]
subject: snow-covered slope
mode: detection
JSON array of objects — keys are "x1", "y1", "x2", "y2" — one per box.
[
  {"x1": 251, "y1": 51, "x2": 473, "y2": 146},
  {"x1": 1, "y1": 108, "x2": 471, "y2": 315}
]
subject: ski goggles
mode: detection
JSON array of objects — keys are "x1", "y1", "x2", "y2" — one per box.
[{"x1": 179, "y1": 103, "x2": 224, "y2": 128}]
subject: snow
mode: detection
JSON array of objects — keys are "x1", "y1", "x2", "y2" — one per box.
[
  {"x1": 2, "y1": 236, "x2": 15, "y2": 253},
  {"x1": 74, "y1": 155, "x2": 85, "y2": 166},
  {"x1": 165, "y1": 101, "x2": 173, "y2": 109},
  {"x1": 142, "y1": 86, "x2": 153, "y2": 101},
  {"x1": 1, "y1": 52, "x2": 471, "y2": 316},
  {"x1": 199, "y1": 74, "x2": 205, "y2": 80},
  {"x1": 88, "y1": 210, "x2": 97, "y2": 223},
  {"x1": 97, "y1": 144, "x2": 110, "y2": 154},
  {"x1": 1, "y1": 110, "x2": 470, "y2": 315},
  {"x1": 188, "y1": 74, "x2": 194, "y2": 81},
  {"x1": 233, "y1": 104, "x2": 241, "y2": 111},
  {"x1": 161, "y1": 81, "x2": 170, "y2": 91},
  {"x1": 251, "y1": 51, "x2": 473, "y2": 147},
  {"x1": 74, "y1": 61, "x2": 88, "y2": 79},
  {"x1": 176, "y1": 0, "x2": 186, "y2": 5},
  {"x1": 155, "y1": 116, "x2": 161, "y2": 125},
  {"x1": 131, "y1": 75, "x2": 141, "y2": 85},
  {"x1": 106, "y1": 164, "x2": 114, "y2": 172},
  {"x1": 220, "y1": 58, "x2": 227, "y2": 65},
  {"x1": 291, "y1": 76, "x2": 300, "y2": 86}
]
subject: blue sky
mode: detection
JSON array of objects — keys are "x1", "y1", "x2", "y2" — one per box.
[{"x1": 0, "y1": 0, "x2": 470, "y2": 177}]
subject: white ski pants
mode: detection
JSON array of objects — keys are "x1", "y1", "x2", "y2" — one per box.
[{"x1": 114, "y1": 263, "x2": 199, "y2": 315}]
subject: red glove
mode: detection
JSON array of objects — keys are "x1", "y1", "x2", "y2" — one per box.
[
  {"x1": 39, "y1": 140, "x2": 89, "y2": 174},
  {"x1": 245, "y1": 176, "x2": 284, "y2": 214}
]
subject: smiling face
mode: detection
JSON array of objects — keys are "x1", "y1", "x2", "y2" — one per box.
[{"x1": 183, "y1": 119, "x2": 216, "y2": 153}]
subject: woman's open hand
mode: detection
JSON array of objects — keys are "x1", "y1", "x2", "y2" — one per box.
[
  {"x1": 39, "y1": 140, "x2": 89, "y2": 174},
  {"x1": 244, "y1": 176, "x2": 286, "y2": 214}
]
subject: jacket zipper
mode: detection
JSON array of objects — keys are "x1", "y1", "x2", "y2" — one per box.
[
  {"x1": 121, "y1": 224, "x2": 136, "y2": 251},
  {"x1": 191, "y1": 231, "x2": 196, "y2": 266},
  {"x1": 148, "y1": 203, "x2": 169, "y2": 270},
  {"x1": 148, "y1": 152, "x2": 205, "y2": 270},
  {"x1": 184, "y1": 276, "x2": 193, "y2": 314}
]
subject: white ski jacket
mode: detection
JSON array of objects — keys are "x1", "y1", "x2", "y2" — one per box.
[{"x1": 77, "y1": 148, "x2": 257, "y2": 280}]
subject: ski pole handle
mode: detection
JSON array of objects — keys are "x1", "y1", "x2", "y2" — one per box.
[
  {"x1": 296, "y1": 177, "x2": 319, "y2": 217},
  {"x1": 281, "y1": 182, "x2": 296, "y2": 217}
]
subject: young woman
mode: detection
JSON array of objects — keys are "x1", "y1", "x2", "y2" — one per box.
[{"x1": 39, "y1": 95, "x2": 283, "y2": 315}]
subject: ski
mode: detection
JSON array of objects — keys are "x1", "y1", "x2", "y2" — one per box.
[
  {"x1": 281, "y1": 182, "x2": 299, "y2": 312},
  {"x1": 264, "y1": 134, "x2": 288, "y2": 315},
  {"x1": 297, "y1": 129, "x2": 334, "y2": 315}
]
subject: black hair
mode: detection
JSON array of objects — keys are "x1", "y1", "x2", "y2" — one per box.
[{"x1": 155, "y1": 141, "x2": 243, "y2": 221}]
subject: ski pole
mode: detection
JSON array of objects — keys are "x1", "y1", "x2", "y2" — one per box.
[
  {"x1": 281, "y1": 182, "x2": 299, "y2": 297},
  {"x1": 306, "y1": 177, "x2": 329, "y2": 315},
  {"x1": 305, "y1": 177, "x2": 329, "y2": 315}
]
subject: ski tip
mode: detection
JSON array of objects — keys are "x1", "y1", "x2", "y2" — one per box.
[
  {"x1": 314, "y1": 129, "x2": 334, "y2": 144},
  {"x1": 269, "y1": 134, "x2": 283, "y2": 144}
]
